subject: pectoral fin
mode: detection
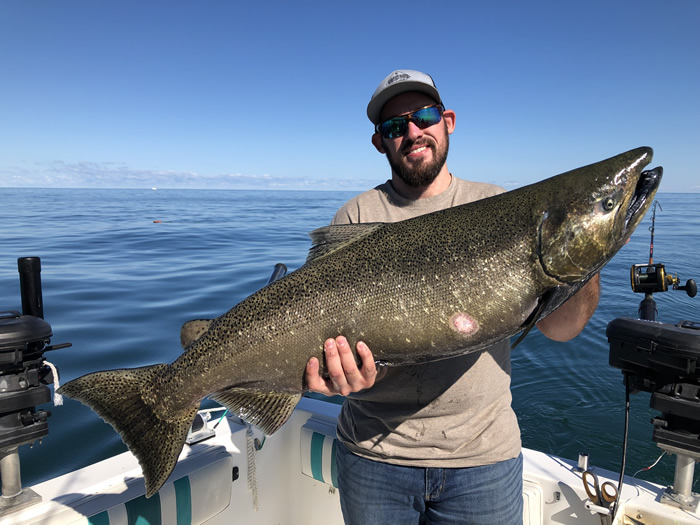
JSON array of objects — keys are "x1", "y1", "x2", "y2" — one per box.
[
  {"x1": 511, "y1": 302, "x2": 544, "y2": 350},
  {"x1": 511, "y1": 289, "x2": 557, "y2": 349},
  {"x1": 511, "y1": 283, "x2": 585, "y2": 349}
]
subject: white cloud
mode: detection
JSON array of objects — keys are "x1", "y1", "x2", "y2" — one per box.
[
  {"x1": 500, "y1": 180, "x2": 521, "y2": 190},
  {"x1": 0, "y1": 161, "x2": 375, "y2": 191}
]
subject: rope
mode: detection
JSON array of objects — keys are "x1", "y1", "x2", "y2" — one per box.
[
  {"x1": 44, "y1": 360, "x2": 63, "y2": 406},
  {"x1": 633, "y1": 451, "x2": 667, "y2": 478}
]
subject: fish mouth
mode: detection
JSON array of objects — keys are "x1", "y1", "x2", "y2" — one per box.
[{"x1": 625, "y1": 167, "x2": 663, "y2": 229}]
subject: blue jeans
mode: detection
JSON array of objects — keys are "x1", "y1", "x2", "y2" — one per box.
[{"x1": 336, "y1": 442, "x2": 523, "y2": 525}]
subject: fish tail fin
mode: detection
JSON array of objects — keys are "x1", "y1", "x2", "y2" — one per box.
[{"x1": 58, "y1": 365, "x2": 198, "y2": 498}]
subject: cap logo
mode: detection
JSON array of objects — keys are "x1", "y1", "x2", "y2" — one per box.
[{"x1": 387, "y1": 72, "x2": 411, "y2": 85}]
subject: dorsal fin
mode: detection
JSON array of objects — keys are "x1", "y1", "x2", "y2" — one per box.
[
  {"x1": 306, "y1": 223, "x2": 383, "y2": 263},
  {"x1": 180, "y1": 319, "x2": 215, "y2": 348}
]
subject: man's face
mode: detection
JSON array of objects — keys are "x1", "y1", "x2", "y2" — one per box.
[{"x1": 374, "y1": 92, "x2": 455, "y2": 188}]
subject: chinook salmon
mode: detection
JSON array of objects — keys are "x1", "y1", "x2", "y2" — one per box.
[{"x1": 59, "y1": 147, "x2": 661, "y2": 497}]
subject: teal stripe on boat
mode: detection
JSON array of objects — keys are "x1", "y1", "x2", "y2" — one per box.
[
  {"x1": 330, "y1": 439, "x2": 338, "y2": 488},
  {"x1": 87, "y1": 511, "x2": 110, "y2": 525},
  {"x1": 310, "y1": 432, "x2": 325, "y2": 482},
  {"x1": 174, "y1": 476, "x2": 192, "y2": 525},
  {"x1": 126, "y1": 492, "x2": 161, "y2": 525}
]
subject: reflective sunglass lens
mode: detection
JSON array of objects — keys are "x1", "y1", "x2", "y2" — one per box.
[
  {"x1": 413, "y1": 107, "x2": 441, "y2": 128},
  {"x1": 378, "y1": 105, "x2": 443, "y2": 138},
  {"x1": 380, "y1": 119, "x2": 408, "y2": 139}
]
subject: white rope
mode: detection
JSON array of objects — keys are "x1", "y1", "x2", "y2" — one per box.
[
  {"x1": 633, "y1": 451, "x2": 667, "y2": 478},
  {"x1": 44, "y1": 360, "x2": 63, "y2": 406}
]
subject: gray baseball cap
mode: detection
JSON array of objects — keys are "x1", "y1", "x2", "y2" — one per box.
[{"x1": 367, "y1": 69, "x2": 443, "y2": 125}]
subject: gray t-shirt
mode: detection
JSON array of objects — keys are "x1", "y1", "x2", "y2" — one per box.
[{"x1": 332, "y1": 175, "x2": 522, "y2": 467}]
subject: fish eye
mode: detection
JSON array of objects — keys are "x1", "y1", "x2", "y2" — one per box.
[{"x1": 602, "y1": 196, "x2": 616, "y2": 211}]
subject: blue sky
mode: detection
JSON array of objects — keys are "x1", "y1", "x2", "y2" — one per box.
[{"x1": 1, "y1": 1, "x2": 698, "y2": 192}]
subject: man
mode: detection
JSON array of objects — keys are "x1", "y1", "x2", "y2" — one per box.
[{"x1": 305, "y1": 70, "x2": 600, "y2": 525}]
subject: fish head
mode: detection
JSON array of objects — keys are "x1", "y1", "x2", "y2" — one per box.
[{"x1": 537, "y1": 147, "x2": 662, "y2": 283}]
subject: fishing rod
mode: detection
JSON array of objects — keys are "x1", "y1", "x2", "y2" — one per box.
[
  {"x1": 630, "y1": 201, "x2": 697, "y2": 320},
  {"x1": 648, "y1": 200, "x2": 661, "y2": 265}
]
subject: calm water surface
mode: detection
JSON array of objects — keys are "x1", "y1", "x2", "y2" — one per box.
[{"x1": 0, "y1": 188, "x2": 698, "y2": 490}]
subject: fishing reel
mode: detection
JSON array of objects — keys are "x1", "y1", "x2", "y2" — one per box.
[
  {"x1": 0, "y1": 257, "x2": 70, "y2": 514},
  {"x1": 631, "y1": 263, "x2": 697, "y2": 297}
]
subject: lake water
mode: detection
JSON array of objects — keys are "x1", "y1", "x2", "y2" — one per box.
[{"x1": 1, "y1": 187, "x2": 698, "y2": 491}]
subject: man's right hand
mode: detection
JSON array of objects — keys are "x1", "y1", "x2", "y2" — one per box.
[{"x1": 305, "y1": 336, "x2": 384, "y2": 396}]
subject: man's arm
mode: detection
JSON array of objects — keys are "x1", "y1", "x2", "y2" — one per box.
[{"x1": 536, "y1": 273, "x2": 600, "y2": 341}]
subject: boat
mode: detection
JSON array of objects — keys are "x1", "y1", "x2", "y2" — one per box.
[{"x1": 1, "y1": 257, "x2": 698, "y2": 524}]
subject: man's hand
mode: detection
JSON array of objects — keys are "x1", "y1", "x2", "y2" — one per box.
[{"x1": 305, "y1": 336, "x2": 384, "y2": 396}]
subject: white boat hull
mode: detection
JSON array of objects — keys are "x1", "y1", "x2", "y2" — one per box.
[{"x1": 6, "y1": 397, "x2": 697, "y2": 525}]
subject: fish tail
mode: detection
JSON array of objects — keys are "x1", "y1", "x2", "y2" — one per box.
[{"x1": 58, "y1": 365, "x2": 198, "y2": 498}]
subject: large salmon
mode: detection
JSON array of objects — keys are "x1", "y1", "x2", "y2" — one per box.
[{"x1": 59, "y1": 147, "x2": 662, "y2": 496}]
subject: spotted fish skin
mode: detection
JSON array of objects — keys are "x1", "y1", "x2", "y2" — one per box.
[{"x1": 59, "y1": 147, "x2": 662, "y2": 497}]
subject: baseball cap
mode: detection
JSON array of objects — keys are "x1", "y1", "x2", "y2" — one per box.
[{"x1": 367, "y1": 69, "x2": 443, "y2": 125}]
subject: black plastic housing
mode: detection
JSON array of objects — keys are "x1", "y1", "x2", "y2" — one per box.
[{"x1": 608, "y1": 317, "x2": 700, "y2": 454}]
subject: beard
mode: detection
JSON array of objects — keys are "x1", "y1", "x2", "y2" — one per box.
[{"x1": 384, "y1": 123, "x2": 450, "y2": 188}]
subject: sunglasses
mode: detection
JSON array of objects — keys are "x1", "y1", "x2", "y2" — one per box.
[{"x1": 375, "y1": 104, "x2": 445, "y2": 139}]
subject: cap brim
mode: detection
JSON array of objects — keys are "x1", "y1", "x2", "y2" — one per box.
[{"x1": 367, "y1": 82, "x2": 442, "y2": 124}]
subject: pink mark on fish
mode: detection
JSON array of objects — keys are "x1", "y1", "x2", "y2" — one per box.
[{"x1": 449, "y1": 313, "x2": 479, "y2": 336}]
